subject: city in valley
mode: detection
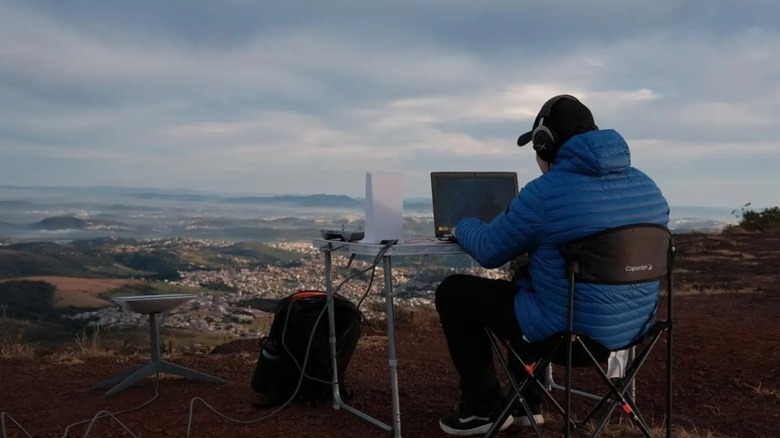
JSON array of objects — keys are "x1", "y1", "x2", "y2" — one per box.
[{"x1": 50, "y1": 238, "x2": 504, "y2": 341}]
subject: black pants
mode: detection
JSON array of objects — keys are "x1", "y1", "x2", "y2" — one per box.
[{"x1": 435, "y1": 273, "x2": 542, "y2": 408}]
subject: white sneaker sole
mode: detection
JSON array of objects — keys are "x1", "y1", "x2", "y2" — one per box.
[
  {"x1": 439, "y1": 415, "x2": 513, "y2": 436},
  {"x1": 513, "y1": 414, "x2": 545, "y2": 427}
]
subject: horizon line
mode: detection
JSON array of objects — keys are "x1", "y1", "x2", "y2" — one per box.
[{"x1": 0, "y1": 184, "x2": 754, "y2": 210}]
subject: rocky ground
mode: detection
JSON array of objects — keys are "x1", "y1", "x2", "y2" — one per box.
[{"x1": 1, "y1": 231, "x2": 778, "y2": 437}]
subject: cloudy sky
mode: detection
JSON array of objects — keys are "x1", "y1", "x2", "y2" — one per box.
[{"x1": 1, "y1": 1, "x2": 778, "y2": 207}]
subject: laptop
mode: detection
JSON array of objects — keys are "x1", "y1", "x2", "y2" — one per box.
[{"x1": 430, "y1": 171, "x2": 519, "y2": 241}]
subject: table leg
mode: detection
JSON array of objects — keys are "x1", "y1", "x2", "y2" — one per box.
[
  {"x1": 383, "y1": 255, "x2": 402, "y2": 438},
  {"x1": 324, "y1": 249, "x2": 342, "y2": 408},
  {"x1": 322, "y1": 245, "x2": 392, "y2": 433}
]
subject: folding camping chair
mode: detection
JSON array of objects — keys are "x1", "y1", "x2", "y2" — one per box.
[{"x1": 484, "y1": 224, "x2": 675, "y2": 437}]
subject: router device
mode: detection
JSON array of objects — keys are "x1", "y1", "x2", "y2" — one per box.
[{"x1": 321, "y1": 229, "x2": 365, "y2": 242}]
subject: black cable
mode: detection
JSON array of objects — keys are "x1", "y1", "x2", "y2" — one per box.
[
  {"x1": 64, "y1": 376, "x2": 160, "y2": 437},
  {"x1": 1, "y1": 371, "x2": 159, "y2": 438},
  {"x1": 355, "y1": 264, "x2": 378, "y2": 313},
  {"x1": 3, "y1": 241, "x2": 400, "y2": 438},
  {"x1": 355, "y1": 239, "x2": 396, "y2": 312},
  {"x1": 184, "y1": 239, "x2": 397, "y2": 435},
  {"x1": 280, "y1": 239, "x2": 396, "y2": 386}
]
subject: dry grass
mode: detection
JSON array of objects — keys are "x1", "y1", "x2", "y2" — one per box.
[
  {"x1": 694, "y1": 249, "x2": 756, "y2": 259},
  {"x1": 0, "y1": 318, "x2": 37, "y2": 358},
  {"x1": 357, "y1": 334, "x2": 389, "y2": 350},
  {"x1": 0, "y1": 340, "x2": 36, "y2": 358},
  {"x1": 540, "y1": 409, "x2": 733, "y2": 437},
  {"x1": 47, "y1": 354, "x2": 86, "y2": 365},
  {"x1": 747, "y1": 382, "x2": 778, "y2": 398},
  {"x1": 674, "y1": 284, "x2": 760, "y2": 296},
  {"x1": 0, "y1": 324, "x2": 234, "y2": 364},
  {"x1": 735, "y1": 379, "x2": 780, "y2": 401},
  {"x1": 74, "y1": 327, "x2": 114, "y2": 357},
  {"x1": 394, "y1": 306, "x2": 441, "y2": 330}
]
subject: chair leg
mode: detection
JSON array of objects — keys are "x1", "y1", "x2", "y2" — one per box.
[
  {"x1": 585, "y1": 335, "x2": 662, "y2": 437},
  {"x1": 483, "y1": 329, "x2": 545, "y2": 438},
  {"x1": 483, "y1": 392, "x2": 516, "y2": 437},
  {"x1": 590, "y1": 385, "x2": 652, "y2": 438},
  {"x1": 564, "y1": 335, "x2": 575, "y2": 438},
  {"x1": 515, "y1": 345, "x2": 578, "y2": 430},
  {"x1": 666, "y1": 320, "x2": 674, "y2": 438}
]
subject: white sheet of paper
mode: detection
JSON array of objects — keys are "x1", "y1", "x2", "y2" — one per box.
[{"x1": 362, "y1": 171, "x2": 403, "y2": 244}]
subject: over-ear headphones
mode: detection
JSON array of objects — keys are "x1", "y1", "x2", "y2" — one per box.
[{"x1": 531, "y1": 94, "x2": 579, "y2": 162}]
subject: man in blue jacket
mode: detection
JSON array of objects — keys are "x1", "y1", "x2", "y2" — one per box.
[{"x1": 436, "y1": 95, "x2": 669, "y2": 436}]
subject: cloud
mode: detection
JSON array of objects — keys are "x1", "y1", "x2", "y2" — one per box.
[{"x1": 0, "y1": 0, "x2": 779, "y2": 208}]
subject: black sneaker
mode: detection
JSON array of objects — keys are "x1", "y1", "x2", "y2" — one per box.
[{"x1": 439, "y1": 405, "x2": 513, "y2": 436}]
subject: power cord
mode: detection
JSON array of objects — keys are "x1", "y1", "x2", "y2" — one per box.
[
  {"x1": 281, "y1": 238, "x2": 396, "y2": 385},
  {"x1": 353, "y1": 239, "x2": 397, "y2": 333},
  {"x1": 1, "y1": 374, "x2": 160, "y2": 438},
  {"x1": 1, "y1": 412, "x2": 32, "y2": 438},
  {"x1": 184, "y1": 239, "x2": 397, "y2": 436},
  {"x1": 63, "y1": 376, "x2": 160, "y2": 438},
  {"x1": 2, "y1": 240, "x2": 399, "y2": 438}
]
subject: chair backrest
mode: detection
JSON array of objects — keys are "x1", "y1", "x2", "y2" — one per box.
[
  {"x1": 550, "y1": 225, "x2": 676, "y2": 438},
  {"x1": 552, "y1": 223, "x2": 674, "y2": 366},
  {"x1": 561, "y1": 224, "x2": 672, "y2": 285}
]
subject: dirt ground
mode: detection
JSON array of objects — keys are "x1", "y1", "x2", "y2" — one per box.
[{"x1": 1, "y1": 231, "x2": 778, "y2": 437}]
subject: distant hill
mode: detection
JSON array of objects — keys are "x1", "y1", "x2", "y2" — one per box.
[
  {"x1": 404, "y1": 198, "x2": 432, "y2": 210},
  {"x1": 0, "y1": 200, "x2": 34, "y2": 207},
  {"x1": 0, "y1": 249, "x2": 91, "y2": 278},
  {"x1": 221, "y1": 242, "x2": 302, "y2": 266},
  {"x1": 0, "y1": 276, "x2": 143, "y2": 309},
  {"x1": 0, "y1": 243, "x2": 146, "y2": 279},
  {"x1": 119, "y1": 192, "x2": 433, "y2": 210},
  {"x1": 123, "y1": 192, "x2": 364, "y2": 208},
  {"x1": 0, "y1": 237, "x2": 304, "y2": 280},
  {"x1": 69, "y1": 236, "x2": 141, "y2": 250},
  {"x1": 31, "y1": 215, "x2": 130, "y2": 231},
  {"x1": 126, "y1": 192, "x2": 213, "y2": 202},
  {"x1": 0, "y1": 280, "x2": 57, "y2": 319},
  {"x1": 227, "y1": 194, "x2": 363, "y2": 208},
  {"x1": 34, "y1": 216, "x2": 89, "y2": 230}
]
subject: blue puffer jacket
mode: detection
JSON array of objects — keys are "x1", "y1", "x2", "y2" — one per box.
[{"x1": 456, "y1": 129, "x2": 669, "y2": 350}]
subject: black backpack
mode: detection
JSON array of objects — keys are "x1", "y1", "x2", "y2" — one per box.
[{"x1": 250, "y1": 290, "x2": 362, "y2": 407}]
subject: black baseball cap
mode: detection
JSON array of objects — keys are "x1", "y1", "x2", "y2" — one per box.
[{"x1": 517, "y1": 95, "x2": 598, "y2": 147}]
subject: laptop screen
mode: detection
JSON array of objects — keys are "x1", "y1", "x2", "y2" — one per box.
[{"x1": 430, "y1": 172, "x2": 519, "y2": 238}]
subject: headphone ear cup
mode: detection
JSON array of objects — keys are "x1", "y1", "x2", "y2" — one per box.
[{"x1": 532, "y1": 127, "x2": 557, "y2": 162}]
